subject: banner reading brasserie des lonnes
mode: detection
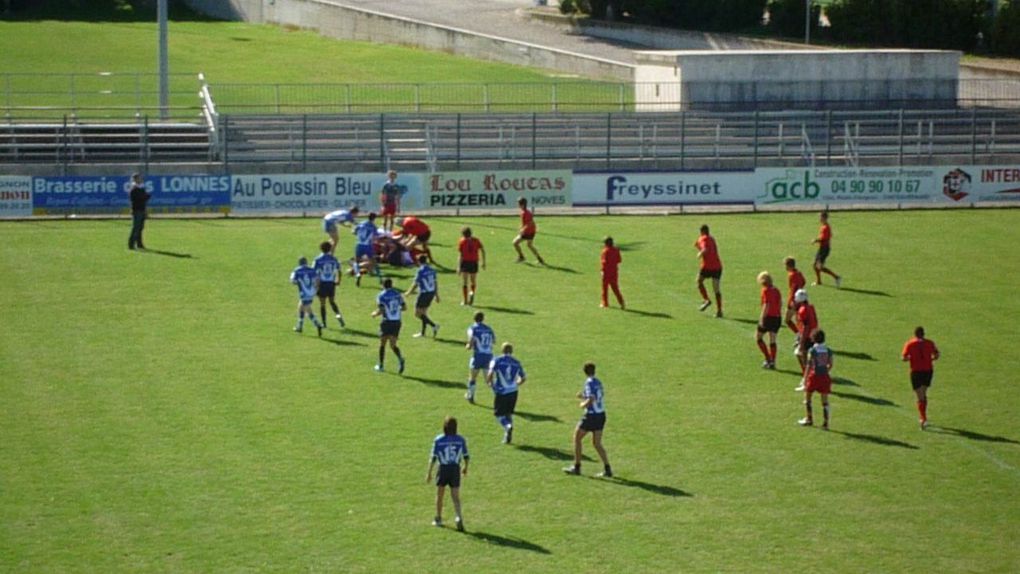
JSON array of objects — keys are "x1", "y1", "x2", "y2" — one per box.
[
  {"x1": 31, "y1": 175, "x2": 231, "y2": 215},
  {"x1": 421, "y1": 170, "x2": 571, "y2": 211},
  {"x1": 230, "y1": 173, "x2": 425, "y2": 214},
  {"x1": 0, "y1": 176, "x2": 33, "y2": 217},
  {"x1": 572, "y1": 172, "x2": 757, "y2": 206}
]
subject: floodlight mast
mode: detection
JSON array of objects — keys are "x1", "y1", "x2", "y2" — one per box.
[
  {"x1": 804, "y1": 0, "x2": 811, "y2": 45},
  {"x1": 158, "y1": 0, "x2": 169, "y2": 119}
]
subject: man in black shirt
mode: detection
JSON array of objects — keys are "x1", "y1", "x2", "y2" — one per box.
[{"x1": 128, "y1": 173, "x2": 150, "y2": 250}]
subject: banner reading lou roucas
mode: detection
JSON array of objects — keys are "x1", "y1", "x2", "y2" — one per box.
[
  {"x1": 420, "y1": 170, "x2": 571, "y2": 211},
  {"x1": 230, "y1": 173, "x2": 425, "y2": 214},
  {"x1": 0, "y1": 176, "x2": 32, "y2": 217}
]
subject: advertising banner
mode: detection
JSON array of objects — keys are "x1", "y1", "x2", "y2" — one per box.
[
  {"x1": 573, "y1": 171, "x2": 757, "y2": 206},
  {"x1": 31, "y1": 175, "x2": 231, "y2": 215},
  {"x1": 420, "y1": 170, "x2": 571, "y2": 211},
  {"x1": 753, "y1": 167, "x2": 941, "y2": 206},
  {"x1": 230, "y1": 173, "x2": 423, "y2": 214},
  {"x1": 0, "y1": 176, "x2": 33, "y2": 217},
  {"x1": 933, "y1": 165, "x2": 1020, "y2": 204}
]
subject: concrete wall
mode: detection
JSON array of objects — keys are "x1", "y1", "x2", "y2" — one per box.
[
  {"x1": 181, "y1": 0, "x2": 634, "y2": 81},
  {"x1": 635, "y1": 50, "x2": 960, "y2": 110}
]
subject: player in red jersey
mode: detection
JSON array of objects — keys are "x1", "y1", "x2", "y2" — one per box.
[
  {"x1": 799, "y1": 330, "x2": 833, "y2": 430},
  {"x1": 694, "y1": 224, "x2": 723, "y2": 318},
  {"x1": 600, "y1": 237, "x2": 625, "y2": 309},
  {"x1": 756, "y1": 271, "x2": 782, "y2": 369},
  {"x1": 902, "y1": 326, "x2": 940, "y2": 429},
  {"x1": 812, "y1": 211, "x2": 842, "y2": 288},
  {"x1": 784, "y1": 257, "x2": 806, "y2": 334},
  {"x1": 396, "y1": 216, "x2": 435, "y2": 264},
  {"x1": 793, "y1": 288, "x2": 818, "y2": 391},
  {"x1": 457, "y1": 227, "x2": 486, "y2": 306},
  {"x1": 513, "y1": 197, "x2": 545, "y2": 265}
]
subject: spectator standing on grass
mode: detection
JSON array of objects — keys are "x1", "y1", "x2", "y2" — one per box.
[
  {"x1": 127, "y1": 173, "x2": 150, "y2": 250},
  {"x1": 380, "y1": 170, "x2": 403, "y2": 232},
  {"x1": 902, "y1": 326, "x2": 940, "y2": 430},
  {"x1": 426, "y1": 416, "x2": 469, "y2": 531}
]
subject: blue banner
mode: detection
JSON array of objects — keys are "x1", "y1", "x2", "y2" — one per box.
[{"x1": 32, "y1": 175, "x2": 231, "y2": 215}]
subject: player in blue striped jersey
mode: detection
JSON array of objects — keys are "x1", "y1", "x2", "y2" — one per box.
[
  {"x1": 464, "y1": 312, "x2": 494, "y2": 403},
  {"x1": 405, "y1": 254, "x2": 440, "y2": 338},
  {"x1": 290, "y1": 256, "x2": 323, "y2": 337},
  {"x1": 486, "y1": 342, "x2": 526, "y2": 444},
  {"x1": 371, "y1": 278, "x2": 406, "y2": 373},
  {"x1": 426, "y1": 416, "x2": 469, "y2": 530},
  {"x1": 564, "y1": 362, "x2": 612, "y2": 477},
  {"x1": 322, "y1": 206, "x2": 359, "y2": 254},
  {"x1": 313, "y1": 241, "x2": 345, "y2": 329},
  {"x1": 352, "y1": 212, "x2": 382, "y2": 286}
]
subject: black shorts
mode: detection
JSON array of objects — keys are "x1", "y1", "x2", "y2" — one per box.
[
  {"x1": 578, "y1": 412, "x2": 606, "y2": 432},
  {"x1": 699, "y1": 268, "x2": 723, "y2": 280},
  {"x1": 758, "y1": 316, "x2": 782, "y2": 334},
  {"x1": 494, "y1": 391, "x2": 519, "y2": 417},
  {"x1": 416, "y1": 292, "x2": 436, "y2": 309},
  {"x1": 911, "y1": 371, "x2": 934, "y2": 389},
  {"x1": 459, "y1": 260, "x2": 479, "y2": 274},
  {"x1": 380, "y1": 320, "x2": 401, "y2": 338},
  {"x1": 436, "y1": 464, "x2": 461, "y2": 488},
  {"x1": 815, "y1": 246, "x2": 831, "y2": 264},
  {"x1": 519, "y1": 232, "x2": 535, "y2": 241},
  {"x1": 317, "y1": 282, "x2": 336, "y2": 298},
  {"x1": 417, "y1": 231, "x2": 431, "y2": 243}
]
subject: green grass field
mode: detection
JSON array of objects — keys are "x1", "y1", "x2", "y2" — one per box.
[{"x1": 1, "y1": 210, "x2": 1019, "y2": 572}]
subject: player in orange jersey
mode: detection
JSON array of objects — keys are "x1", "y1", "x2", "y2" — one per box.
[
  {"x1": 694, "y1": 224, "x2": 723, "y2": 317},
  {"x1": 457, "y1": 227, "x2": 486, "y2": 306},
  {"x1": 784, "y1": 257, "x2": 806, "y2": 334},
  {"x1": 793, "y1": 288, "x2": 819, "y2": 391},
  {"x1": 513, "y1": 197, "x2": 545, "y2": 265},
  {"x1": 812, "y1": 211, "x2": 842, "y2": 288},
  {"x1": 756, "y1": 271, "x2": 783, "y2": 369},
  {"x1": 902, "y1": 326, "x2": 940, "y2": 430},
  {"x1": 600, "y1": 237, "x2": 625, "y2": 309}
]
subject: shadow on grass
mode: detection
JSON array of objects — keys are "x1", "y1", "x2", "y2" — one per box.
[
  {"x1": 831, "y1": 391, "x2": 896, "y2": 407},
  {"x1": 474, "y1": 304, "x2": 535, "y2": 316},
  {"x1": 539, "y1": 263, "x2": 580, "y2": 274},
  {"x1": 838, "y1": 286, "x2": 893, "y2": 297},
  {"x1": 138, "y1": 248, "x2": 194, "y2": 259},
  {"x1": 833, "y1": 430, "x2": 918, "y2": 449},
  {"x1": 622, "y1": 308, "x2": 672, "y2": 319},
  {"x1": 402, "y1": 375, "x2": 463, "y2": 390},
  {"x1": 338, "y1": 328, "x2": 379, "y2": 340},
  {"x1": 514, "y1": 444, "x2": 593, "y2": 462},
  {"x1": 599, "y1": 476, "x2": 693, "y2": 498},
  {"x1": 832, "y1": 376, "x2": 860, "y2": 387},
  {"x1": 515, "y1": 411, "x2": 562, "y2": 423},
  {"x1": 729, "y1": 317, "x2": 759, "y2": 326},
  {"x1": 776, "y1": 368, "x2": 805, "y2": 378},
  {"x1": 319, "y1": 336, "x2": 365, "y2": 348},
  {"x1": 460, "y1": 531, "x2": 551, "y2": 554},
  {"x1": 433, "y1": 337, "x2": 469, "y2": 347},
  {"x1": 930, "y1": 426, "x2": 1020, "y2": 445},
  {"x1": 831, "y1": 349, "x2": 877, "y2": 361},
  {"x1": 616, "y1": 241, "x2": 647, "y2": 252}
]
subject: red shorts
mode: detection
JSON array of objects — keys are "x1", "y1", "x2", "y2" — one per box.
[
  {"x1": 381, "y1": 203, "x2": 398, "y2": 216},
  {"x1": 806, "y1": 373, "x2": 832, "y2": 394}
]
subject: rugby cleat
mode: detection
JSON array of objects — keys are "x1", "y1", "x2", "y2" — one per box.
[
  {"x1": 835, "y1": 276, "x2": 843, "y2": 288},
  {"x1": 798, "y1": 418, "x2": 813, "y2": 426},
  {"x1": 432, "y1": 323, "x2": 440, "y2": 338},
  {"x1": 432, "y1": 517, "x2": 442, "y2": 527},
  {"x1": 455, "y1": 517, "x2": 464, "y2": 532},
  {"x1": 562, "y1": 465, "x2": 581, "y2": 475},
  {"x1": 336, "y1": 313, "x2": 346, "y2": 328},
  {"x1": 374, "y1": 364, "x2": 384, "y2": 372},
  {"x1": 698, "y1": 300, "x2": 711, "y2": 312},
  {"x1": 398, "y1": 357, "x2": 406, "y2": 374}
]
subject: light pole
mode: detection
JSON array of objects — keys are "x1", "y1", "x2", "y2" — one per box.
[
  {"x1": 158, "y1": 0, "x2": 169, "y2": 119},
  {"x1": 804, "y1": 0, "x2": 811, "y2": 45}
]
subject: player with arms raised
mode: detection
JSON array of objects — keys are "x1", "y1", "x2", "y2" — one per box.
[
  {"x1": 371, "y1": 278, "x2": 406, "y2": 374},
  {"x1": 486, "y1": 342, "x2": 526, "y2": 444},
  {"x1": 290, "y1": 256, "x2": 323, "y2": 337},
  {"x1": 464, "y1": 312, "x2": 494, "y2": 404},
  {"x1": 426, "y1": 416, "x2": 469, "y2": 531},
  {"x1": 902, "y1": 326, "x2": 940, "y2": 429},
  {"x1": 694, "y1": 224, "x2": 723, "y2": 318}
]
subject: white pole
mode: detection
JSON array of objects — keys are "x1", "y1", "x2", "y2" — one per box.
[
  {"x1": 158, "y1": 0, "x2": 169, "y2": 119},
  {"x1": 805, "y1": 0, "x2": 811, "y2": 45}
]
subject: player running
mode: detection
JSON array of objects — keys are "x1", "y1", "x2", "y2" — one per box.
[
  {"x1": 756, "y1": 271, "x2": 782, "y2": 369},
  {"x1": 694, "y1": 224, "x2": 723, "y2": 318},
  {"x1": 798, "y1": 330, "x2": 833, "y2": 429},
  {"x1": 426, "y1": 416, "x2": 469, "y2": 531},
  {"x1": 793, "y1": 289, "x2": 819, "y2": 391},
  {"x1": 323, "y1": 206, "x2": 359, "y2": 254},
  {"x1": 371, "y1": 278, "x2": 406, "y2": 374},
  {"x1": 380, "y1": 170, "x2": 403, "y2": 232},
  {"x1": 290, "y1": 256, "x2": 323, "y2": 337},
  {"x1": 600, "y1": 236, "x2": 625, "y2": 309},
  {"x1": 352, "y1": 212, "x2": 381, "y2": 287},
  {"x1": 457, "y1": 227, "x2": 485, "y2": 306},
  {"x1": 812, "y1": 211, "x2": 842, "y2": 288},
  {"x1": 784, "y1": 257, "x2": 807, "y2": 334},
  {"x1": 513, "y1": 197, "x2": 545, "y2": 265},
  {"x1": 902, "y1": 326, "x2": 940, "y2": 430},
  {"x1": 464, "y1": 312, "x2": 494, "y2": 404},
  {"x1": 313, "y1": 241, "x2": 345, "y2": 329},
  {"x1": 405, "y1": 254, "x2": 440, "y2": 338},
  {"x1": 486, "y1": 342, "x2": 526, "y2": 444},
  {"x1": 563, "y1": 362, "x2": 612, "y2": 478}
]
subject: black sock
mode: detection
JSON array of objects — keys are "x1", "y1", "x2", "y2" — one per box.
[
  {"x1": 378, "y1": 346, "x2": 385, "y2": 365},
  {"x1": 393, "y1": 347, "x2": 403, "y2": 360},
  {"x1": 421, "y1": 318, "x2": 428, "y2": 335},
  {"x1": 423, "y1": 315, "x2": 435, "y2": 327},
  {"x1": 331, "y1": 301, "x2": 340, "y2": 314}
]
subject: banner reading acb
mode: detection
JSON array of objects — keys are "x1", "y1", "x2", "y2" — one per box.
[{"x1": 420, "y1": 170, "x2": 572, "y2": 211}]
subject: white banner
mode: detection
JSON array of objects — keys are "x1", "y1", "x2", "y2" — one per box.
[
  {"x1": 754, "y1": 167, "x2": 942, "y2": 205},
  {"x1": 230, "y1": 173, "x2": 424, "y2": 214},
  {"x1": 0, "y1": 176, "x2": 32, "y2": 217},
  {"x1": 933, "y1": 165, "x2": 1020, "y2": 203},
  {"x1": 420, "y1": 170, "x2": 571, "y2": 211},
  {"x1": 573, "y1": 172, "x2": 757, "y2": 206}
]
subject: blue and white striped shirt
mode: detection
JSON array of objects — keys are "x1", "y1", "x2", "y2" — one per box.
[
  {"x1": 290, "y1": 265, "x2": 318, "y2": 300},
  {"x1": 488, "y1": 354, "x2": 525, "y2": 396},
  {"x1": 582, "y1": 377, "x2": 606, "y2": 414},
  {"x1": 413, "y1": 264, "x2": 438, "y2": 294}
]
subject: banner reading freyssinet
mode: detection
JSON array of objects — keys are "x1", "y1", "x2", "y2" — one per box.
[
  {"x1": 421, "y1": 170, "x2": 571, "y2": 211},
  {"x1": 32, "y1": 175, "x2": 231, "y2": 215},
  {"x1": 230, "y1": 173, "x2": 424, "y2": 214},
  {"x1": 573, "y1": 172, "x2": 757, "y2": 206},
  {"x1": 0, "y1": 176, "x2": 33, "y2": 217}
]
